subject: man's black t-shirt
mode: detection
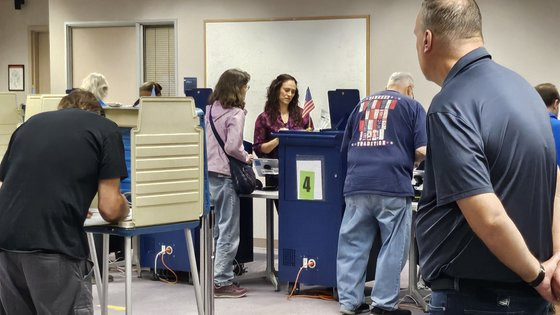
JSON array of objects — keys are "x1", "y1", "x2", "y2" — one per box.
[
  {"x1": 416, "y1": 48, "x2": 556, "y2": 283},
  {"x1": 0, "y1": 109, "x2": 128, "y2": 259}
]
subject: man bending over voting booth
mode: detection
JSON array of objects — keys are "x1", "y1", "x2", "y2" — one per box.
[{"x1": 0, "y1": 90, "x2": 129, "y2": 314}]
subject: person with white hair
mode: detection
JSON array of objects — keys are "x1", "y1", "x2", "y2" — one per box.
[
  {"x1": 336, "y1": 72, "x2": 427, "y2": 315},
  {"x1": 80, "y1": 72, "x2": 109, "y2": 107},
  {"x1": 386, "y1": 72, "x2": 415, "y2": 100}
]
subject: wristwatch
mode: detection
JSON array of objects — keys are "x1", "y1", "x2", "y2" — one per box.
[{"x1": 527, "y1": 264, "x2": 546, "y2": 287}]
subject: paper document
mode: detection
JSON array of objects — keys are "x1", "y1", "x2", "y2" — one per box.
[{"x1": 84, "y1": 208, "x2": 132, "y2": 227}]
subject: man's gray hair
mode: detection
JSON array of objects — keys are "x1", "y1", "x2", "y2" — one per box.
[
  {"x1": 387, "y1": 72, "x2": 414, "y2": 88},
  {"x1": 419, "y1": 0, "x2": 483, "y2": 41},
  {"x1": 80, "y1": 72, "x2": 109, "y2": 100}
]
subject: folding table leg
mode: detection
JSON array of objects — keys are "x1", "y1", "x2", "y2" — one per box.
[
  {"x1": 86, "y1": 233, "x2": 103, "y2": 306},
  {"x1": 102, "y1": 234, "x2": 109, "y2": 315},
  {"x1": 133, "y1": 236, "x2": 142, "y2": 277},
  {"x1": 125, "y1": 236, "x2": 132, "y2": 315},
  {"x1": 185, "y1": 228, "x2": 203, "y2": 315},
  {"x1": 201, "y1": 213, "x2": 215, "y2": 315}
]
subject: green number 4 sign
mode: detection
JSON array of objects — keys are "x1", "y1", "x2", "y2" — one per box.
[{"x1": 299, "y1": 170, "x2": 315, "y2": 200}]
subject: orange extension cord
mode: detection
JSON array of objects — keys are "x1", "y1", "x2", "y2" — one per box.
[{"x1": 287, "y1": 265, "x2": 336, "y2": 301}]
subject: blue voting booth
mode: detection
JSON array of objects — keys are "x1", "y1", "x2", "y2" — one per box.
[
  {"x1": 276, "y1": 130, "x2": 347, "y2": 288},
  {"x1": 276, "y1": 89, "x2": 380, "y2": 291}
]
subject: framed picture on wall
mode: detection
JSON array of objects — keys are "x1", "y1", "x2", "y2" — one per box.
[{"x1": 8, "y1": 64, "x2": 24, "y2": 91}]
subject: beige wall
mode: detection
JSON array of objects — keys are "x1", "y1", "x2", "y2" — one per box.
[
  {"x1": 0, "y1": 0, "x2": 48, "y2": 104},
  {"x1": 44, "y1": 0, "x2": 560, "y2": 239},
  {"x1": 478, "y1": 0, "x2": 560, "y2": 86},
  {"x1": 38, "y1": 31, "x2": 51, "y2": 93},
  {"x1": 48, "y1": 0, "x2": 437, "y2": 104},
  {"x1": 72, "y1": 26, "x2": 137, "y2": 104},
  {"x1": 47, "y1": 0, "x2": 560, "y2": 109},
  {"x1": 2, "y1": 0, "x2": 559, "y2": 238}
]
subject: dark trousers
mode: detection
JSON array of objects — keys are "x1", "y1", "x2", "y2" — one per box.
[
  {"x1": 429, "y1": 279, "x2": 549, "y2": 314},
  {"x1": 0, "y1": 251, "x2": 93, "y2": 315}
]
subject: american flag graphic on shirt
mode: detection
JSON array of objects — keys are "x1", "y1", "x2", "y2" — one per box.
[{"x1": 355, "y1": 95, "x2": 398, "y2": 147}]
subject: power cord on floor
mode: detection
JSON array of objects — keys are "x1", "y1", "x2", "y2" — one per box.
[
  {"x1": 153, "y1": 247, "x2": 177, "y2": 284},
  {"x1": 159, "y1": 253, "x2": 178, "y2": 284},
  {"x1": 287, "y1": 262, "x2": 336, "y2": 301},
  {"x1": 233, "y1": 258, "x2": 247, "y2": 276},
  {"x1": 287, "y1": 266, "x2": 305, "y2": 300}
]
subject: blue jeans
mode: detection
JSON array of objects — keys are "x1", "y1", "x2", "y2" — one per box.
[
  {"x1": 209, "y1": 172, "x2": 240, "y2": 287},
  {"x1": 430, "y1": 284, "x2": 549, "y2": 314},
  {"x1": 337, "y1": 194, "x2": 411, "y2": 311}
]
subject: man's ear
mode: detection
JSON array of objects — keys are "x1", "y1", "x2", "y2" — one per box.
[{"x1": 423, "y1": 29, "x2": 433, "y2": 54}]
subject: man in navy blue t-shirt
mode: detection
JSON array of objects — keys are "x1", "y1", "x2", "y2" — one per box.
[
  {"x1": 414, "y1": 0, "x2": 560, "y2": 313},
  {"x1": 337, "y1": 72, "x2": 427, "y2": 315}
]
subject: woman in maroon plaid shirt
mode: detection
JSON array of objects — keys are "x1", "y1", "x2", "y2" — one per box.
[{"x1": 253, "y1": 74, "x2": 313, "y2": 160}]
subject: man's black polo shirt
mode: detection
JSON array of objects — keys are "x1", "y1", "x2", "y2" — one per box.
[
  {"x1": 0, "y1": 109, "x2": 127, "y2": 259},
  {"x1": 416, "y1": 47, "x2": 556, "y2": 283}
]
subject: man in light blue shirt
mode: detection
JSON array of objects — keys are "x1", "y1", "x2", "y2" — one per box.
[{"x1": 536, "y1": 83, "x2": 560, "y2": 166}]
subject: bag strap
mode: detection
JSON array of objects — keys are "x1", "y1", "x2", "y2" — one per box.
[
  {"x1": 208, "y1": 104, "x2": 245, "y2": 163},
  {"x1": 208, "y1": 104, "x2": 228, "y2": 153}
]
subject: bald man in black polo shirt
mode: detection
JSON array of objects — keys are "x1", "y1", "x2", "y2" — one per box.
[{"x1": 414, "y1": 0, "x2": 560, "y2": 314}]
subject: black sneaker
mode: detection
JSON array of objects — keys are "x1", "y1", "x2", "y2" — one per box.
[
  {"x1": 371, "y1": 307, "x2": 411, "y2": 315},
  {"x1": 340, "y1": 303, "x2": 370, "y2": 314}
]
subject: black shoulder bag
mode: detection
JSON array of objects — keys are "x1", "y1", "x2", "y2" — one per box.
[{"x1": 208, "y1": 105, "x2": 256, "y2": 195}]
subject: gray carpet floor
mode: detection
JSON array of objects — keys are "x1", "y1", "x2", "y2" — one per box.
[{"x1": 92, "y1": 248, "x2": 427, "y2": 315}]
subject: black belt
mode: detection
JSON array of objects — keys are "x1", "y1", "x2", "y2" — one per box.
[
  {"x1": 430, "y1": 277, "x2": 458, "y2": 291},
  {"x1": 430, "y1": 278, "x2": 536, "y2": 295}
]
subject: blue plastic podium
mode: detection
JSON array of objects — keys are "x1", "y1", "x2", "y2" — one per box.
[
  {"x1": 275, "y1": 130, "x2": 380, "y2": 291},
  {"x1": 276, "y1": 130, "x2": 346, "y2": 288}
]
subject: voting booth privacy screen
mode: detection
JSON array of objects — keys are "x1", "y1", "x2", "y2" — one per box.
[{"x1": 328, "y1": 89, "x2": 360, "y2": 131}]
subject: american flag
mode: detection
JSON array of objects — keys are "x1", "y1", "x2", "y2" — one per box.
[{"x1": 302, "y1": 87, "x2": 315, "y2": 118}]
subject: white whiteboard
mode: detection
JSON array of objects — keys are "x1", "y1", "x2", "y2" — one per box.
[{"x1": 205, "y1": 17, "x2": 369, "y2": 142}]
